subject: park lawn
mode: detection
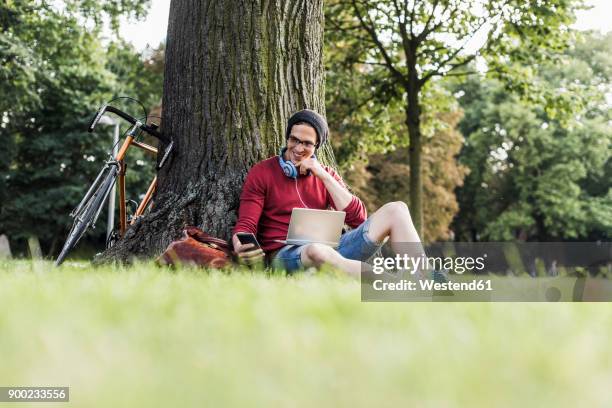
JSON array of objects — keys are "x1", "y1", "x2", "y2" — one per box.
[{"x1": 0, "y1": 260, "x2": 611, "y2": 408}]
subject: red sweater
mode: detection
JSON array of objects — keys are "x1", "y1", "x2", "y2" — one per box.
[{"x1": 233, "y1": 156, "x2": 367, "y2": 252}]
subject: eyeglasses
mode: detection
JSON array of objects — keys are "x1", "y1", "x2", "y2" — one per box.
[{"x1": 287, "y1": 135, "x2": 317, "y2": 149}]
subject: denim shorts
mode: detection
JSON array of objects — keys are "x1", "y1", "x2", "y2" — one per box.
[{"x1": 271, "y1": 217, "x2": 383, "y2": 273}]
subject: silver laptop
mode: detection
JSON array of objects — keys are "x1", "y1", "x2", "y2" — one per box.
[{"x1": 275, "y1": 208, "x2": 346, "y2": 247}]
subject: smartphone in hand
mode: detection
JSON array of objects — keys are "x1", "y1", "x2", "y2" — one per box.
[{"x1": 236, "y1": 233, "x2": 262, "y2": 251}]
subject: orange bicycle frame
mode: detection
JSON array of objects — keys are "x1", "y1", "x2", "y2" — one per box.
[{"x1": 114, "y1": 135, "x2": 158, "y2": 236}]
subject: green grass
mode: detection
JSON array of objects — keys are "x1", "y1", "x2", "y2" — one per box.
[{"x1": 1, "y1": 260, "x2": 611, "y2": 407}]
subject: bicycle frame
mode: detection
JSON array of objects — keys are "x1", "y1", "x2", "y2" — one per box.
[
  {"x1": 55, "y1": 102, "x2": 174, "y2": 266},
  {"x1": 114, "y1": 134, "x2": 158, "y2": 236}
]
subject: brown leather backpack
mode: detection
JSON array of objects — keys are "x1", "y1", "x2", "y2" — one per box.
[{"x1": 157, "y1": 226, "x2": 232, "y2": 268}]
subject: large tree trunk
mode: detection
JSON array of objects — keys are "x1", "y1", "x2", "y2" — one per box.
[{"x1": 100, "y1": 0, "x2": 332, "y2": 262}]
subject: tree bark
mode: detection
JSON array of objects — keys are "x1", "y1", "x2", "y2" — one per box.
[
  {"x1": 406, "y1": 67, "x2": 423, "y2": 238},
  {"x1": 99, "y1": 0, "x2": 331, "y2": 262},
  {"x1": 407, "y1": 105, "x2": 423, "y2": 239}
]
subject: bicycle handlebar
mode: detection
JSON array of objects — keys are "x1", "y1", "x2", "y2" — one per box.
[{"x1": 88, "y1": 104, "x2": 171, "y2": 145}]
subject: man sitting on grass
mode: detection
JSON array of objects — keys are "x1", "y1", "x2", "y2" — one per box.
[{"x1": 232, "y1": 109, "x2": 425, "y2": 277}]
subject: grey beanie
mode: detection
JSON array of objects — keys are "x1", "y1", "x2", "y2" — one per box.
[{"x1": 285, "y1": 109, "x2": 329, "y2": 147}]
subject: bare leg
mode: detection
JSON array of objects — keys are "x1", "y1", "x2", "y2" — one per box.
[
  {"x1": 366, "y1": 201, "x2": 426, "y2": 276},
  {"x1": 300, "y1": 243, "x2": 362, "y2": 278},
  {"x1": 299, "y1": 202, "x2": 423, "y2": 278},
  {"x1": 367, "y1": 201, "x2": 421, "y2": 244}
]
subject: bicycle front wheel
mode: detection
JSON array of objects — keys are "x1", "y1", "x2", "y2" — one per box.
[{"x1": 55, "y1": 165, "x2": 118, "y2": 266}]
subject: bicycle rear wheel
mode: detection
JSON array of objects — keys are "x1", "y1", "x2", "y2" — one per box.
[{"x1": 55, "y1": 165, "x2": 118, "y2": 266}]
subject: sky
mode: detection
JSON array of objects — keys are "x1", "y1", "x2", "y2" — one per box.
[
  {"x1": 118, "y1": 0, "x2": 170, "y2": 50},
  {"x1": 120, "y1": 0, "x2": 611, "y2": 51}
]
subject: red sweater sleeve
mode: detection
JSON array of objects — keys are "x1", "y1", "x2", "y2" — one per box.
[
  {"x1": 326, "y1": 167, "x2": 367, "y2": 228},
  {"x1": 233, "y1": 167, "x2": 266, "y2": 235}
]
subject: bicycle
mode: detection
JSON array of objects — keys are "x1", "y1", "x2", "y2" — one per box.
[{"x1": 54, "y1": 101, "x2": 174, "y2": 266}]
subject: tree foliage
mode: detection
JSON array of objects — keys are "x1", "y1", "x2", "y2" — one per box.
[
  {"x1": 0, "y1": 0, "x2": 159, "y2": 256},
  {"x1": 452, "y1": 31, "x2": 612, "y2": 241},
  {"x1": 326, "y1": 0, "x2": 585, "y2": 235},
  {"x1": 344, "y1": 108, "x2": 468, "y2": 241},
  {"x1": 326, "y1": 47, "x2": 469, "y2": 241}
]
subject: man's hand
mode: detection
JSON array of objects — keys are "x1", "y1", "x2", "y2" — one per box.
[
  {"x1": 232, "y1": 233, "x2": 264, "y2": 265},
  {"x1": 297, "y1": 157, "x2": 327, "y2": 179}
]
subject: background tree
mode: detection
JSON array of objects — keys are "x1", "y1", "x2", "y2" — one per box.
[
  {"x1": 0, "y1": 1, "x2": 156, "y2": 256},
  {"x1": 106, "y1": 41, "x2": 165, "y2": 112},
  {"x1": 326, "y1": 0, "x2": 584, "y2": 236},
  {"x1": 325, "y1": 52, "x2": 469, "y2": 241},
  {"x1": 452, "y1": 31, "x2": 612, "y2": 241},
  {"x1": 101, "y1": 0, "x2": 332, "y2": 261},
  {"x1": 344, "y1": 109, "x2": 468, "y2": 242}
]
